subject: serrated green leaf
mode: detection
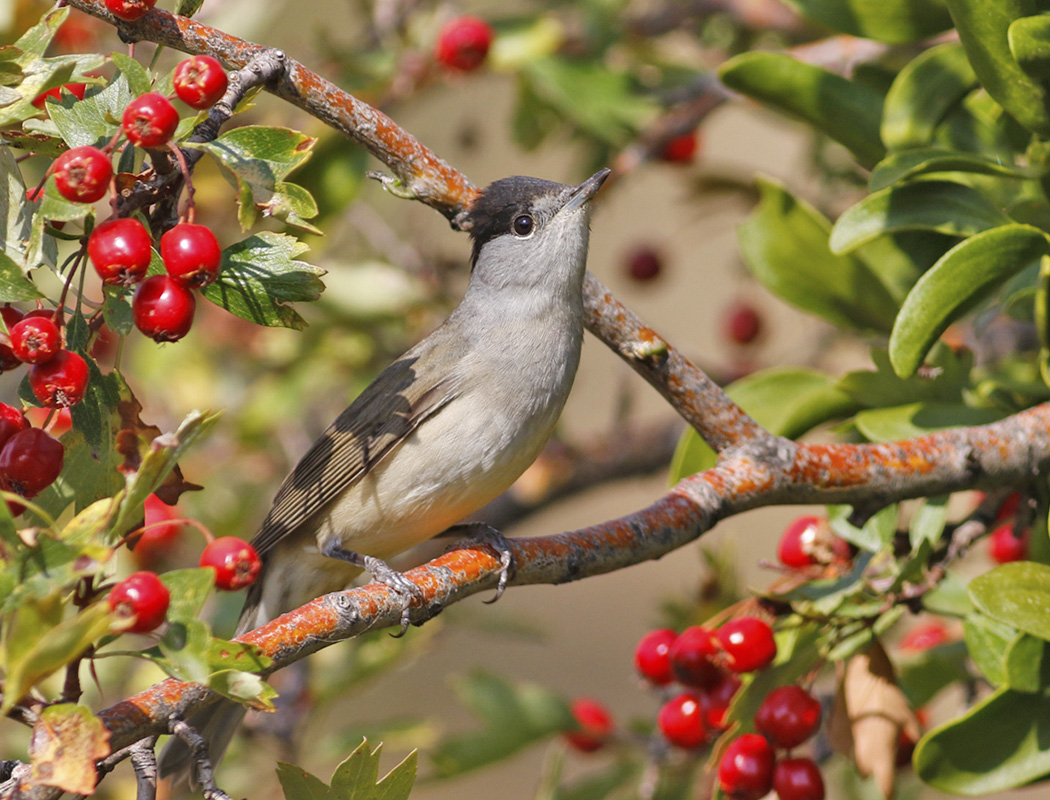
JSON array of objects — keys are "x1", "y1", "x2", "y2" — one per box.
[
  {"x1": 946, "y1": 0, "x2": 1050, "y2": 136},
  {"x1": 970, "y1": 562, "x2": 1050, "y2": 642},
  {"x1": 430, "y1": 671, "x2": 575, "y2": 778},
  {"x1": 882, "y1": 44, "x2": 979, "y2": 149},
  {"x1": 48, "y1": 72, "x2": 131, "y2": 149},
  {"x1": 109, "y1": 52, "x2": 151, "y2": 98},
  {"x1": 207, "y1": 670, "x2": 276, "y2": 710},
  {"x1": 668, "y1": 367, "x2": 858, "y2": 482},
  {"x1": 778, "y1": 0, "x2": 952, "y2": 43},
  {"x1": 276, "y1": 762, "x2": 332, "y2": 800},
  {"x1": 830, "y1": 181, "x2": 1009, "y2": 255},
  {"x1": 201, "y1": 232, "x2": 324, "y2": 329},
  {"x1": 739, "y1": 177, "x2": 899, "y2": 332},
  {"x1": 277, "y1": 739, "x2": 417, "y2": 800},
  {"x1": 1, "y1": 601, "x2": 112, "y2": 714},
  {"x1": 266, "y1": 181, "x2": 321, "y2": 233},
  {"x1": 157, "y1": 617, "x2": 211, "y2": 683},
  {"x1": 915, "y1": 687, "x2": 1050, "y2": 793},
  {"x1": 964, "y1": 614, "x2": 1016, "y2": 687},
  {"x1": 719, "y1": 52, "x2": 885, "y2": 167},
  {"x1": 853, "y1": 402, "x2": 1005, "y2": 442},
  {"x1": 869, "y1": 147, "x2": 1036, "y2": 192},
  {"x1": 0, "y1": 250, "x2": 42, "y2": 301},
  {"x1": 889, "y1": 225, "x2": 1050, "y2": 377}
]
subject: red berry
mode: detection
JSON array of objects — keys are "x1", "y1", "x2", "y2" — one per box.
[
  {"x1": 200, "y1": 536, "x2": 262, "y2": 590},
  {"x1": 717, "y1": 734, "x2": 775, "y2": 800},
  {"x1": 108, "y1": 571, "x2": 169, "y2": 633},
  {"x1": 103, "y1": 0, "x2": 156, "y2": 22},
  {"x1": 725, "y1": 302, "x2": 762, "y2": 345},
  {"x1": 435, "y1": 16, "x2": 493, "y2": 72},
  {"x1": 563, "y1": 698, "x2": 614, "y2": 753},
  {"x1": 161, "y1": 223, "x2": 222, "y2": 287},
  {"x1": 0, "y1": 307, "x2": 21, "y2": 370},
  {"x1": 133, "y1": 494, "x2": 184, "y2": 567},
  {"x1": 32, "y1": 82, "x2": 87, "y2": 109},
  {"x1": 773, "y1": 758, "x2": 825, "y2": 800},
  {"x1": 754, "y1": 685, "x2": 822, "y2": 749},
  {"x1": 24, "y1": 406, "x2": 72, "y2": 438},
  {"x1": 670, "y1": 626, "x2": 724, "y2": 688},
  {"x1": 133, "y1": 275, "x2": 196, "y2": 343},
  {"x1": 88, "y1": 218, "x2": 153, "y2": 286},
  {"x1": 626, "y1": 246, "x2": 662, "y2": 283},
  {"x1": 52, "y1": 145, "x2": 112, "y2": 204},
  {"x1": 988, "y1": 523, "x2": 1030, "y2": 563},
  {"x1": 173, "y1": 55, "x2": 228, "y2": 110},
  {"x1": 0, "y1": 403, "x2": 28, "y2": 451},
  {"x1": 995, "y1": 491, "x2": 1021, "y2": 521},
  {"x1": 0, "y1": 428, "x2": 64, "y2": 497},
  {"x1": 899, "y1": 622, "x2": 952, "y2": 652},
  {"x1": 699, "y1": 671, "x2": 741, "y2": 732},
  {"x1": 718, "y1": 617, "x2": 777, "y2": 673},
  {"x1": 660, "y1": 132, "x2": 699, "y2": 164},
  {"x1": 122, "y1": 92, "x2": 179, "y2": 148},
  {"x1": 29, "y1": 350, "x2": 89, "y2": 408},
  {"x1": 634, "y1": 628, "x2": 676, "y2": 685},
  {"x1": 9, "y1": 316, "x2": 61, "y2": 364},
  {"x1": 657, "y1": 691, "x2": 707, "y2": 749}
]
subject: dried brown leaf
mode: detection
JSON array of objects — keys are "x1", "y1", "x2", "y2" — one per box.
[{"x1": 28, "y1": 704, "x2": 110, "y2": 794}]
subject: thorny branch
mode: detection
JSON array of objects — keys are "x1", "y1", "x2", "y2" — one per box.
[{"x1": 7, "y1": 2, "x2": 1044, "y2": 796}]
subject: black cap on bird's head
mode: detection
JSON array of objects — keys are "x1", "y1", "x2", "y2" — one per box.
[{"x1": 464, "y1": 169, "x2": 610, "y2": 269}]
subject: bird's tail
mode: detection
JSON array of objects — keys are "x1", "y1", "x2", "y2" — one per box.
[{"x1": 157, "y1": 574, "x2": 267, "y2": 786}]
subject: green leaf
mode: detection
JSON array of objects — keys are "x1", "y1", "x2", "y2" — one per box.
[
  {"x1": 1004, "y1": 634, "x2": 1050, "y2": 693},
  {"x1": 0, "y1": 250, "x2": 43, "y2": 301},
  {"x1": 1010, "y1": 14, "x2": 1050, "y2": 81},
  {"x1": 915, "y1": 687, "x2": 1050, "y2": 793},
  {"x1": 946, "y1": 0, "x2": 1050, "y2": 136},
  {"x1": 207, "y1": 670, "x2": 277, "y2": 710},
  {"x1": 889, "y1": 224, "x2": 1050, "y2": 377},
  {"x1": 549, "y1": 761, "x2": 640, "y2": 800},
  {"x1": 739, "y1": 177, "x2": 899, "y2": 332},
  {"x1": 265, "y1": 181, "x2": 321, "y2": 233},
  {"x1": 668, "y1": 367, "x2": 858, "y2": 482},
  {"x1": 970, "y1": 562, "x2": 1050, "y2": 642},
  {"x1": 519, "y1": 57, "x2": 656, "y2": 148},
  {"x1": 882, "y1": 44, "x2": 979, "y2": 149},
  {"x1": 839, "y1": 345, "x2": 972, "y2": 408},
  {"x1": 909, "y1": 494, "x2": 949, "y2": 550},
  {"x1": 201, "y1": 232, "x2": 325, "y2": 329},
  {"x1": 829, "y1": 181, "x2": 1009, "y2": 254},
  {"x1": 869, "y1": 147, "x2": 1036, "y2": 192},
  {"x1": 48, "y1": 72, "x2": 131, "y2": 149},
  {"x1": 778, "y1": 0, "x2": 952, "y2": 43},
  {"x1": 186, "y1": 126, "x2": 317, "y2": 230},
  {"x1": 898, "y1": 640, "x2": 970, "y2": 707},
  {"x1": 0, "y1": 600, "x2": 112, "y2": 714},
  {"x1": 174, "y1": 0, "x2": 206, "y2": 17},
  {"x1": 828, "y1": 504, "x2": 898, "y2": 553},
  {"x1": 429, "y1": 671, "x2": 575, "y2": 778},
  {"x1": 964, "y1": 614, "x2": 1016, "y2": 687},
  {"x1": 718, "y1": 52, "x2": 885, "y2": 167},
  {"x1": 853, "y1": 402, "x2": 1005, "y2": 442},
  {"x1": 109, "y1": 52, "x2": 151, "y2": 98},
  {"x1": 0, "y1": 145, "x2": 36, "y2": 269},
  {"x1": 277, "y1": 739, "x2": 417, "y2": 800}
]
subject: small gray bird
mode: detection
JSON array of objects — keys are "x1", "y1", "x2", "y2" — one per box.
[{"x1": 159, "y1": 167, "x2": 610, "y2": 783}]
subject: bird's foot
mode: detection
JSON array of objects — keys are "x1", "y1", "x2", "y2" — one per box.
[
  {"x1": 321, "y1": 542, "x2": 424, "y2": 635},
  {"x1": 444, "y1": 522, "x2": 517, "y2": 603}
]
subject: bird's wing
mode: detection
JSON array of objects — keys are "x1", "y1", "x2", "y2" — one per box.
[{"x1": 251, "y1": 354, "x2": 461, "y2": 557}]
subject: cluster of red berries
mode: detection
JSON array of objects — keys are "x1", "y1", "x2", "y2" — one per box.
[
  {"x1": 777, "y1": 515, "x2": 852, "y2": 570},
  {"x1": 0, "y1": 305, "x2": 89, "y2": 409},
  {"x1": 46, "y1": 55, "x2": 229, "y2": 344},
  {"x1": 0, "y1": 402, "x2": 64, "y2": 512},
  {"x1": 434, "y1": 16, "x2": 494, "y2": 72},
  {"x1": 109, "y1": 501, "x2": 263, "y2": 633}
]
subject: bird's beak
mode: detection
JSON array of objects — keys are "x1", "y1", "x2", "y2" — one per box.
[{"x1": 563, "y1": 168, "x2": 611, "y2": 212}]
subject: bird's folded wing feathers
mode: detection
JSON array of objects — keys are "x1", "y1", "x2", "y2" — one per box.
[{"x1": 250, "y1": 355, "x2": 461, "y2": 556}]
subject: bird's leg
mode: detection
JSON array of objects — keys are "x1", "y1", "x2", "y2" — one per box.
[
  {"x1": 320, "y1": 541, "x2": 424, "y2": 635},
  {"x1": 442, "y1": 522, "x2": 517, "y2": 603}
]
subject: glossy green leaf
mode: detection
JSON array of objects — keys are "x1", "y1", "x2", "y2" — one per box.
[
  {"x1": 739, "y1": 177, "x2": 899, "y2": 332},
  {"x1": 668, "y1": 367, "x2": 858, "y2": 482},
  {"x1": 946, "y1": 0, "x2": 1050, "y2": 136},
  {"x1": 915, "y1": 687, "x2": 1050, "y2": 793},
  {"x1": 854, "y1": 230, "x2": 956, "y2": 304},
  {"x1": 970, "y1": 562, "x2": 1050, "y2": 642},
  {"x1": 429, "y1": 671, "x2": 575, "y2": 777},
  {"x1": 778, "y1": 0, "x2": 952, "y2": 43},
  {"x1": 1004, "y1": 634, "x2": 1050, "y2": 692},
  {"x1": 1009, "y1": 14, "x2": 1050, "y2": 81},
  {"x1": 853, "y1": 402, "x2": 1004, "y2": 442},
  {"x1": 964, "y1": 614, "x2": 1016, "y2": 687},
  {"x1": 889, "y1": 225, "x2": 1050, "y2": 377},
  {"x1": 869, "y1": 147, "x2": 1035, "y2": 192},
  {"x1": 830, "y1": 181, "x2": 1008, "y2": 254},
  {"x1": 719, "y1": 52, "x2": 885, "y2": 167},
  {"x1": 202, "y1": 232, "x2": 325, "y2": 329},
  {"x1": 882, "y1": 44, "x2": 979, "y2": 149}
]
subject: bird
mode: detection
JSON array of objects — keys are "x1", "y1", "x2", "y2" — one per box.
[{"x1": 158, "y1": 167, "x2": 610, "y2": 784}]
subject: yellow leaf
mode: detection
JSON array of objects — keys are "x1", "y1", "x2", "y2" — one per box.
[{"x1": 28, "y1": 704, "x2": 110, "y2": 795}]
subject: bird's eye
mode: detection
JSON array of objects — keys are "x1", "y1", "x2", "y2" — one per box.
[{"x1": 512, "y1": 214, "x2": 534, "y2": 236}]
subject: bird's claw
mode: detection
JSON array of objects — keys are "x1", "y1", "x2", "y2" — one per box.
[{"x1": 362, "y1": 555, "x2": 424, "y2": 636}]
